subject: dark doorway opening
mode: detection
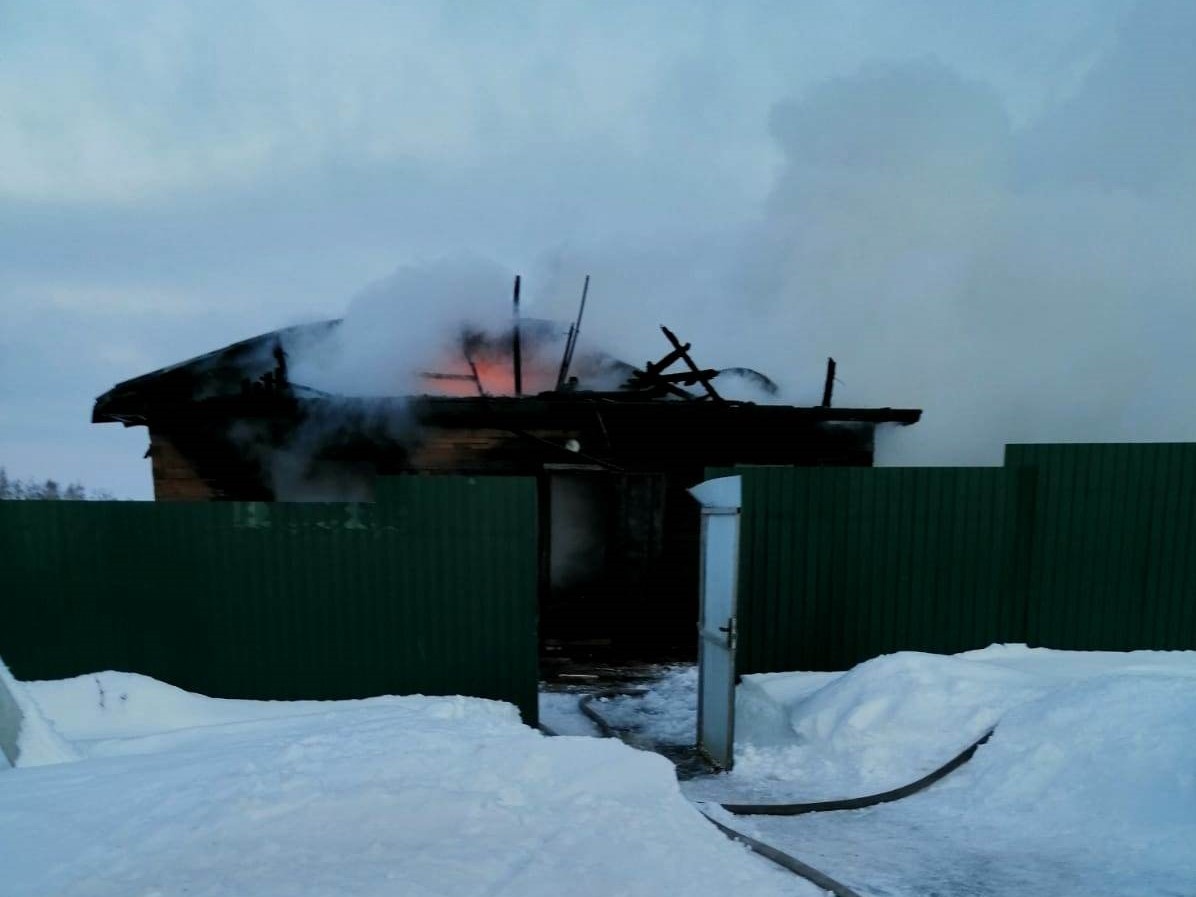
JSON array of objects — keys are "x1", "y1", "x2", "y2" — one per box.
[{"x1": 540, "y1": 467, "x2": 701, "y2": 672}]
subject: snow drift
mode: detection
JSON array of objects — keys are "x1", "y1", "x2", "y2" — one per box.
[
  {"x1": 673, "y1": 646, "x2": 1196, "y2": 896},
  {"x1": 693, "y1": 646, "x2": 1196, "y2": 803},
  {"x1": 1, "y1": 676, "x2": 807, "y2": 897},
  {"x1": 724, "y1": 654, "x2": 1196, "y2": 897},
  {"x1": 0, "y1": 655, "x2": 78, "y2": 768}
]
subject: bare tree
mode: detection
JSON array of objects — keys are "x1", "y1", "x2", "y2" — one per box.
[{"x1": 0, "y1": 467, "x2": 115, "y2": 501}]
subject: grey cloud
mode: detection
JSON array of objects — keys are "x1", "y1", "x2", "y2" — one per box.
[{"x1": 0, "y1": 1, "x2": 1177, "y2": 496}]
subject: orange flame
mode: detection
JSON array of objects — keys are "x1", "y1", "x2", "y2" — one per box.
[{"x1": 425, "y1": 350, "x2": 559, "y2": 397}]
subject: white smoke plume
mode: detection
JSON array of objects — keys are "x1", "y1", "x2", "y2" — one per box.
[
  {"x1": 750, "y1": 2, "x2": 1196, "y2": 465},
  {"x1": 289, "y1": 1, "x2": 1196, "y2": 466},
  {"x1": 288, "y1": 255, "x2": 516, "y2": 397}
]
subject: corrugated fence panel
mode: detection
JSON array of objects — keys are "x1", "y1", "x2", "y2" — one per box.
[
  {"x1": 737, "y1": 467, "x2": 1023, "y2": 674},
  {"x1": 736, "y1": 445, "x2": 1196, "y2": 674},
  {"x1": 0, "y1": 476, "x2": 538, "y2": 723},
  {"x1": 1006, "y1": 443, "x2": 1196, "y2": 652}
]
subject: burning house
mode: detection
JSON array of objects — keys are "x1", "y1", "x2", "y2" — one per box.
[{"x1": 93, "y1": 279, "x2": 920, "y2": 661}]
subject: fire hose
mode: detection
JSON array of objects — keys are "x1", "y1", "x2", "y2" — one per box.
[
  {"x1": 577, "y1": 688, "x2": 995, "y2": 897},
  {"x1": 719, "y1": 727, "x2": 994, "y2": 816}
]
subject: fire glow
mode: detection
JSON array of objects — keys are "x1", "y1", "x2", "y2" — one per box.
[
  {"x1": 420, "y1": 274, "x2": 589, "y2": 398},
  {"x1": 422, "y1": 348, "x2": 562, "y2": 397}
]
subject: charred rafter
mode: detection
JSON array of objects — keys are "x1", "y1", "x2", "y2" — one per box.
[{"x1": 621, "y1": 326, "x2": 725, "y2": 402}]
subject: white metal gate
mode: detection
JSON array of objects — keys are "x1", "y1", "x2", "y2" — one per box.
[{"x1": 690, "y1": 476, "x2": 742, "y2": 770}]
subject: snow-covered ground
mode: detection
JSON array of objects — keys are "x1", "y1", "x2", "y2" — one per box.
[
  {"x1": 588, "y1": 647, "x2": 1196, "y2": 897},
  {"x1": 0, "y1": 670, "x2": 810, "y2": 897},
  {"x1": 710, "y1": 664, "x2": 1196, "y2": 896},
  {"x1": 1, "y1": 656, "x2": 79, "y2": 768},
  {"x1": 8, "y1": 648, "x2": 1194, "y2": 897}
]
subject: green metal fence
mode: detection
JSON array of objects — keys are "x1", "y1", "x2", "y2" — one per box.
[
  {"x1": 736, "y1": 444, "x2": 1196, "y2": 674},
  {"x1": 737, "y1": 467, "x2": 1023, "y2": 674},
  {"x1": 0, "y1": 476, "x2": 540, "y2": 723},
  {"x1": 1006, "y1": 443, "x2": 1196, "y2": 652}
]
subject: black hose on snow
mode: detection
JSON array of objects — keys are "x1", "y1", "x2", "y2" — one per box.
[
  {"x1": 700, "y1": 810, "x2": 865, "y2": 897},
  {"x1": 578, "y1": 687, "x2": 1000, "y2": 896},
  {"x1": 580, "y1": 687, "x2": 867, "y2": 895},
  {"x1": 578, "y1": 688, "x2": 647, "y2": 739},
  {"x1": 720, "y1": 728, "x2": 994, "y2": 816}
]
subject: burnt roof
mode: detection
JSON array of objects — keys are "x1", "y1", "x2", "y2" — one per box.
[{"x1": 93, "y1": 323, "x2": 922, "y2": 429}]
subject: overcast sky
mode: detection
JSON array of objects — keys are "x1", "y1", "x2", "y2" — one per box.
[{"x1": 4, "y1": 0, "x2": 1192, "y2": 498}]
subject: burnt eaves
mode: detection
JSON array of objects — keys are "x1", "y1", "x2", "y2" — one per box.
[
  {"x1": 93, "y1": 320, "x2": 340, "y2": 425},
  {"x1": 403, "y1": 395, "x2": 922, "y2": 428}
]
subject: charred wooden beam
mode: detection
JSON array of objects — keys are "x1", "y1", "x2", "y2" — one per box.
[
  {"x1": 465, "y1": 353, "x2": 486, "y2": 396},
  {"x1": 638, "y1": 342, "x2": 690, "y2": 378},
  {"x1": 555, "y1": 275, "x2": 590, "y2": 390},
  {"x1": 555, "y1": 323, "x2": 576, "y2": 389},
  {"x1": 646, "y1": 368, "x2": 721, "y2": 386},
  {"x1": 660, "y1": 326, "x2": 723, "y2": 402},
  {"x1": 626, "y1": 370, "x2": 717, "y2": 387},
  {"x1": 822, "y1": 357, "x2": 837, "y2": 408},
  {"x1": 623, "y1": 373, "x2": 690, "y2": 399},
  {"x1": 513, "y1": 275, "x2": 523, "y2": 396}
]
